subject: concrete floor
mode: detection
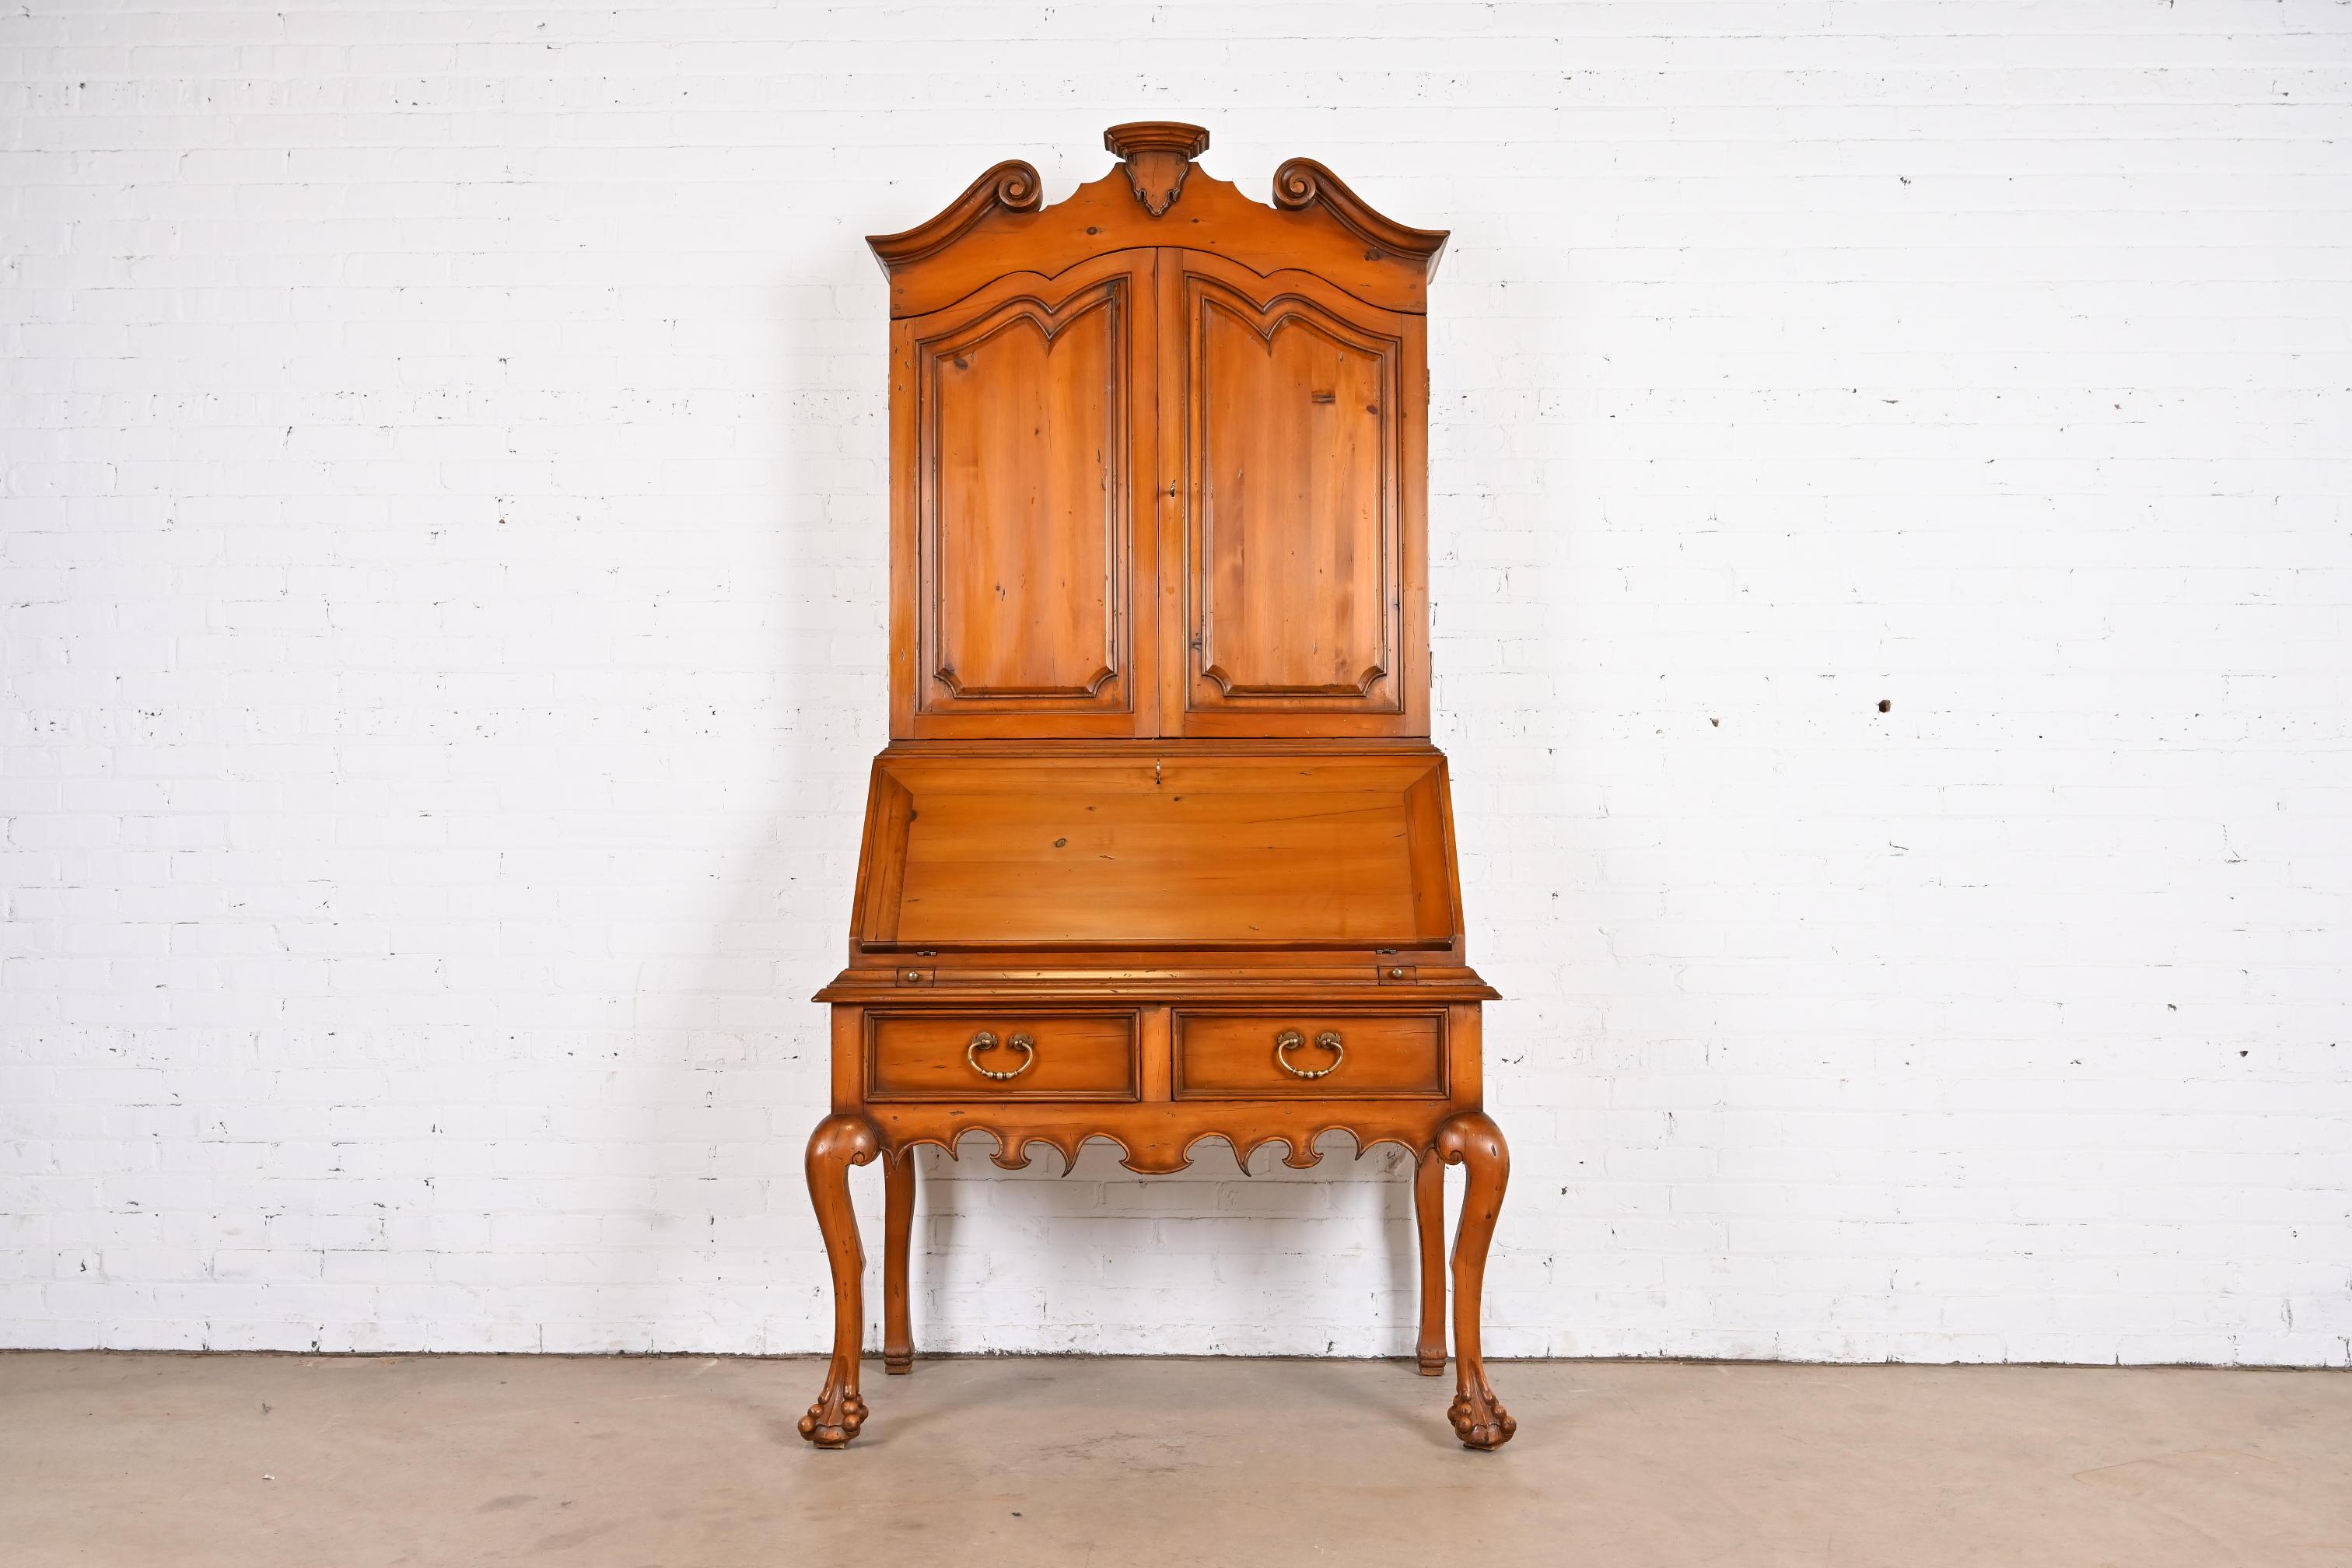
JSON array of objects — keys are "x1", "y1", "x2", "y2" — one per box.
[{"x1": 1, "y1": 1353, "x2": 2345, "y2": 1566}]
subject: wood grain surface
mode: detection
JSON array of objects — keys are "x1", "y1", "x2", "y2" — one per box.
[{"x1": 810, "y1": 124, "x2": 1510, "y2": 1453}]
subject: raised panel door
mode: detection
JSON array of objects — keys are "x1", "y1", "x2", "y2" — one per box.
[
  {"x1": 1160, "y1": 251, "x2": 1426, "y2": 737},
  {"x1": 892, "y1": 252, "x2": 1156, "y2": 737}
]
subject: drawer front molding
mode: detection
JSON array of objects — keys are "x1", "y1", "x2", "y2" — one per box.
[
  {"x1": 866, "y1": 1009, "x2": 1142, "y2": 1101},
  {"x1": 1171, "y1": 1006, "x2": 1447, "y2": 1099}
]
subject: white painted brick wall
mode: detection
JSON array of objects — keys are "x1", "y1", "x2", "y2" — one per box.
[{"x1": 5, "y1": 1, "x2": 2349, "y2": 1366}]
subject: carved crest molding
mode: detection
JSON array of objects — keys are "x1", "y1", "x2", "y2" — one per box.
[{"x1": 1103, "y1": 121, "x2": 1213, "y2": 216}]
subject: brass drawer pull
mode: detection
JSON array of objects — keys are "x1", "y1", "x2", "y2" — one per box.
[
  {"x1": 1275, "y1": 1028, "x2": 1345, "y2": 1080},
  {"x1": 966, "y1": 1030, "x2": 1035, "y2": 1080}
]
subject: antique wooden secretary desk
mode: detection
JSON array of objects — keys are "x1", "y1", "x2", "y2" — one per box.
[{"x1": 801, "y1": 123, "x2": 1513, "y2": 1452}]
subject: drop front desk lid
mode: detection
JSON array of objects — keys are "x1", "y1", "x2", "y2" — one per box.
[{"x1": 846, "y1": 750, "x2": 1466, "y2": 954}]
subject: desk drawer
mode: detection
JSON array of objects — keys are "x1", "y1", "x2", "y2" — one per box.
[
  {"x1": 1174, "y1": 1010, "x2": 1446, "y2": 1099},
  {"x1": 866, "y1": 1010, "x2": 1139, "y2": 1101}
]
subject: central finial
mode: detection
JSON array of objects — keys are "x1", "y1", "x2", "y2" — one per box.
[{"x1": 1104, "y1": 121, "x2": 1211, "y2": 217}]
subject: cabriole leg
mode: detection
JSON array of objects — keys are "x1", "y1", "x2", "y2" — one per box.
[
  {"x1": 1413, "y1": 1147, "x2": 1447, "y2": 1374},
  {"x1": 799, "y1": 1112, "x2": 880, "y2": 1448},
  {"x1": 882, "y1": 1149, "x2": 916, "y2": 1374},
  {"x1": 1437, "y1": 1111, "x2": 1515, "y2": 1451}
]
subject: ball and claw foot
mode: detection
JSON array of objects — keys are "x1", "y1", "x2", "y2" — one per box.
[
  {"x1": 1448, "y1": 1384, "x2": 1517, "y2": 1451},
  {"x1": 797, "y1": 1388, "x2": 868, "y2": 1448}
]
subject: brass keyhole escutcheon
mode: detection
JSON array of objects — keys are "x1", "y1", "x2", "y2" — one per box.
[
  {"x1": 966, "y1": 1030, "x2": 1035, "y2": 1081},
  {"x1": 1275, "y1": 1028, "x2": 1345, "y2": 1080}
]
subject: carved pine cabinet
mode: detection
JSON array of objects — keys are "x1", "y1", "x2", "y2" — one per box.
[{"x1": 802, "y1": 124, "x2": 1512, "y2": 1452}]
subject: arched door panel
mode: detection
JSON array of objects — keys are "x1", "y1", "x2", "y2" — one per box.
[
  {"x1": 893, "y1": 252, "x2": 1157, "y2": 737},
  {"x1": 1162, "y1": 252, "x2": 1425, "y2": 736}
]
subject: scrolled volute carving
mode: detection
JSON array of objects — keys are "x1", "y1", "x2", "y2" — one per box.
[
  {"x1": 1270, "y1": 158, "x2": 1328, "y2": 211},
  {"x1": 866, "y1": 159, "x2": 1046, "y2": 270},
  {"x1": 987, "y1": 161, "x2": 1042, "y2": 211},
  {"x1": 1270, "y1": 156, "x2": 1451, "y2": 268}
]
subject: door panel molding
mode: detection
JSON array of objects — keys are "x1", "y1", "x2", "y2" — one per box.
[
  {"x1": 1170, "y1": 254, "x2": 1418, "y2": 733},
  {"x1": 922, "y1": 287, "x2": 1122, "y2": 702},
  {"x1": 893, "y1": 252, "x2": 1159, "y2": 737},
  {"x1": 1192, "y1": 289, "x2": 1401, "y2": 702}
]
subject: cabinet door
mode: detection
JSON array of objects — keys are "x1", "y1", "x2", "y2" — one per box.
[
  {"x1": 892, "y1": 252, "x2": 1155, "y2": 737},
  {"x1": 1161, "y1": 251, "x2": 1426, "y2": 737}
]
